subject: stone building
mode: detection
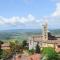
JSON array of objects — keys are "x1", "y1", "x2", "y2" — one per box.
[{"x1": 28, "y1": 21, "x2": 60, "y2": 52}]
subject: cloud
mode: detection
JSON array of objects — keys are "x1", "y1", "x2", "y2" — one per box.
[
  {"x1": 0, "y1": 14, "x2": 42, "y2": 29},
  {"x1": 0, "y1": 14, "x2": 34, "y2": 25},
  {"x1": 0, "y1": 2, "x2": 60, "y2": 29},
  {"x1": 44, "y1": 2, "x2": 60, "y2": 29},
  {"x1": 52, "y1": 3, "x2": 60, "y2": 16}
]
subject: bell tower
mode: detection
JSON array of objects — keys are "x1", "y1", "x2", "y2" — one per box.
[{"x1": 42, "y1": 20, "x2": 48, "y2": 41}]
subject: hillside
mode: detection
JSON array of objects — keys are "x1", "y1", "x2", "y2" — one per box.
[{"x1": 0, "y1": 29, "x2": 60, "y2": 42}]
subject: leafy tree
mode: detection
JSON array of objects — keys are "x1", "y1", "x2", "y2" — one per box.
[
  {"x1": 48, "y1": 32, "x2": 57, "y2": 40},
  {"x1": 9, "y1": 40, "x2": 23, "y2": 54},
  {"x1": 0, "y1": 49, "x2": 3, "y2": 59},
  {"x1": 22, "y1": 40, "x2": 28, "y2": 49},
  {"x1": 0, "y1": 41, "x2": 3, "y2": 44},
  {"x1": 35, "y1": 43, "x2": 40, "y2": 54},
  {"x1": 42, "y1": 47, "x2": 59, "y2": 60},
  {"x1": 0, "y1": 41, "x2": 3, "y2": 59},
  {"x1": 9, "y1": 41, "x2": 16, "y2": 52}
]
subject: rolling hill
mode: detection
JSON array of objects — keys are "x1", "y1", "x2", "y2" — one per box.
[{"x1": 0, "y1": 29, "x2": 60, "y2": 42}]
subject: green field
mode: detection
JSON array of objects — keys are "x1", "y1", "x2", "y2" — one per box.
[{"x1": 0, "y1": 29, "x2": 60, "y2": 42}]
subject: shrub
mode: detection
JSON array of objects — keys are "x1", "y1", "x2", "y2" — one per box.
[
  {"x1": 29, "y1": 49, "x2": 35, "y2": 55},
  {"x1": 42, "y1": 47, "x2": 59, "y2": 60}
]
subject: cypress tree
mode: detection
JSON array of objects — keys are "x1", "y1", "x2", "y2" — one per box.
[{"x1": 35, "y1": 43, "x2": 40, "y2": 54}]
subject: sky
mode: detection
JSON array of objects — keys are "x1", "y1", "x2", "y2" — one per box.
[{"x1": 0, "y1": 0, "x2": 60, "y2": 30}]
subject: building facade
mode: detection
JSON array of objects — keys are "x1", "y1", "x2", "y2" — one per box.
[{"x1": 28, "y1": 21, "x2": 60, "y2": 52}]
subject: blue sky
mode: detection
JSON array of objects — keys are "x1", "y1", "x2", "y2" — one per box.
[
  {"x1": 0, "y1": 0, "x2": 60, "y2": 30},
  {"x1": 0, "y1": 0, "x2": 55, "y2": 17}
]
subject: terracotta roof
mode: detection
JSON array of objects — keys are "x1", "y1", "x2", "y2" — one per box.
[
  {"x1": 1, "y1": 43, "x2": 10, "y2": 46},
  {"x1": 31, "y1": 35, "x2": 43, "y2": 41},
  {"x1": 1, "y1": 43, "x2": 10, "y2": 49}
]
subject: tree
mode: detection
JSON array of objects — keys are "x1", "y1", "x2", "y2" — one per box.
[
  {"x1": 22, "y1": 40, "x2": 28, "y2": 49},
  {"x1": 35, "y1": 43, "x2": 40, "y2": 54},
  {"x1": 42, "y1": 47, "x2": 59, "y2": 60},
  {"x1": 48, "y1": 32, "x2": 57, "y2": 40},
  {"x1": 9, "y1": 40, "x2": 23, "y2": 54},
  {"x1": 0, "y1": 41, "x2": 3, "y2": 59}
]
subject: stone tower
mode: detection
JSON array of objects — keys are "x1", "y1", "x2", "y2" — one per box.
[{"x1": 42, "y1": 21, "x2": 48, "y2": 41}]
